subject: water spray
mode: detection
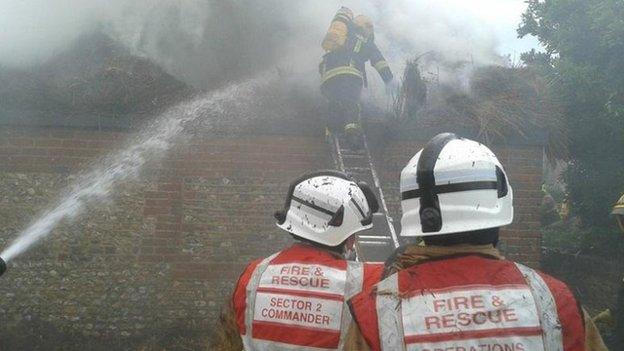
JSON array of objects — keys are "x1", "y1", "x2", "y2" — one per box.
[{"x1": 0, "y1": 73, "x2": 273, "y2": 265}]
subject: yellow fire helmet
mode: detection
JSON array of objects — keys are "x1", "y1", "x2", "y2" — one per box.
[
  {"x1": 322, "y1": 7, "x2": 354, "y2": 52},
  {"x1": 354, "y1": 15, "x2": 374, "y2": 39},
  {"x1": 612, "y1": 193, "x2": 624, "y2": 233}
]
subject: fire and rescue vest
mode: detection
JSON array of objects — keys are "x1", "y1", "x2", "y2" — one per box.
[
  {"x1": 232, "y1": 243, "x2": 382, "y2": 350},
  {"x1": 349, "y1": 255, "x2": 585, "y2": 351}
]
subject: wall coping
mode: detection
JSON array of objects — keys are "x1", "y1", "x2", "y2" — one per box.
[
  {"x1": 390, "y1": 125, "x2": 548, "y2": 147},
  {"x1": 1, "y1": 112, "x2": 547, "y2": 147}
]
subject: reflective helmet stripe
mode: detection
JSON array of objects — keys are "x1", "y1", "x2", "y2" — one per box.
[
  {"x1": 333, "y1": 13, "x2": 352, "y2": 24},
  {"x1": 291, "y1": 195, "x2": 337, "y2": 216},
  {"x1": 334, "y1": 7, "x2": 353, "y2": 23},
  {"x1": 401, "y1": 181, "x2": 499, "y2": 200},
  {"x1": 350, "y1": 198, "x2": 367, "y2": 219},
  {"x1": 514, "y1": 263, "x2": 564, "y2": 351}
]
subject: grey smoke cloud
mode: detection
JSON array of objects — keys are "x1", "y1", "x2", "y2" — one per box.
[{"x1": 0, "y1": 0, "x2": 538, "y2": 89}]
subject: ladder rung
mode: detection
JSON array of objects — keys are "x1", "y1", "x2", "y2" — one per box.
[
  {"x1": 358, "y1": 241, "x2": 390, "y2": 246},
  {"x1": 358, "y1": 235, "x2": 392, "y2": 240},
  {"x1": 328, "y1": 131, "x2": 400, "y2": 250},
  {"x1": 345, "y1": 167, "x2": 370, "y2": 172}
]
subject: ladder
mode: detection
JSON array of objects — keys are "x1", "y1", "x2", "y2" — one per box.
[{"x1": 328, "y1": 131, "x2": 400, "y2": 262}]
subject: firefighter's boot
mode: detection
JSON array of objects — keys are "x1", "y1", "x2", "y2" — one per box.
[{"x1": 344, "y1": 123, "x2": 363, "y2": 151}]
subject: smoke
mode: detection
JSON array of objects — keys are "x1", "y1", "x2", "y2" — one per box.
[{"x1": 0, "y1": 0, "x2": 536, "y2": 90}]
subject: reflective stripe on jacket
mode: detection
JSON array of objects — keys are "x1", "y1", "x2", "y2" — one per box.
[
  {"x1": 349, "y1": 255, "x2": 585, "y2": 351},
  {"x1": 233, "y1": 243, "x2": 383, "y2": 350}
]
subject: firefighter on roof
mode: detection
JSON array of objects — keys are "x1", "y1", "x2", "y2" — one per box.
[
  {"x1": 346, "y1": 133, "x2": 607, "y2": 351},
  {"x1": 211, "y1": 170, "x2": 383, "y2": 350},
  {"x1": 320, "y1": 8, "x2": 394, "y2": 149}
]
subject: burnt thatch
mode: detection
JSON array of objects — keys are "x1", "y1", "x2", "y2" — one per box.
[
  {"x1": 396, "y1": 61, "x2": 567, "y2": 159},
  {"x1": 393, "y1": 57, "x2": 427, "y2": 122},
  {"x1": 0, "y1": 31, "x2": 192, "y2": 119}
]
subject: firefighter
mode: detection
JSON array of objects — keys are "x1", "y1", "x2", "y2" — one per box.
[
  {"x1": 346, "y1": 133, "x2": 607, "y2": 351},
  {"x1": 320, "y1": 9, "x2": 394, "y2": 149},
  {"x1": 560, "y1": 192, "x2": 571, "y2": 222},
  {"x1": 612, "y1": 193, "x2": 624, "y2": 348},
  {"x1": 211, "y1": 170, "x2": 383, "y2": 350},
  {"x1": 540, "y1": 184, "x2": 560, "y2": 226}
]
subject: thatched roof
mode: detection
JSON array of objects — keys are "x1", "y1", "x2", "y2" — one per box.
[
  {"x1": 394, "y1": 61, "x2": 567, "y2": 158},
  {"x1": 0, "y1": 31, "x2": 191, "y2": 119}
]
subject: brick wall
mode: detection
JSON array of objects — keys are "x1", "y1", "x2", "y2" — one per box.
[
  {"x1": 0, "y1": 127, "x2": 331, "y2": 347},
  {"x1": 0, "y1": 126, "x2": 544, "y2": 347}
]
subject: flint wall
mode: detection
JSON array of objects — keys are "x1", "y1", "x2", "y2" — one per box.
[{"x1": 0, "y1": 124, "x2": 543, "y2": 348}]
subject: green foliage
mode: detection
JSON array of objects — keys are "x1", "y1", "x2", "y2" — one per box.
[
  {"x1": 542, "y1": 225, "x2": 624, "y2": 256},
  {"x1": 543, "y1": 182, "x2": 565, "y2": 202},
  {"x1": 519, "y1": 0, "x2": 624, "y2": 226}
]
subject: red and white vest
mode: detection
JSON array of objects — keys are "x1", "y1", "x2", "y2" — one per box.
[
  {"x1": 233, "y1": 243, "x2": 383, "y2": 350},
  {"x1": 349, "y1": 255, "x2": 585, "y2": 351}
]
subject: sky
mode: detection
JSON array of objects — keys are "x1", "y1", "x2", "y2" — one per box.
[
  {"x1": 445, "y1": 0, "x2": 541, "y2": 58},
  {"x1": 365, "y1": 0, "x2": 541, "y2": 64}
]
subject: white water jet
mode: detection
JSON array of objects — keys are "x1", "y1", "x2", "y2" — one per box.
[{"x1": 0, "y1": 74, "x2": 272, "y2": 263}]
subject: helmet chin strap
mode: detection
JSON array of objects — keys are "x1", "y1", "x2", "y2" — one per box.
[
  {"x1": 342, "y1": 235, "x2": 358, "y2": 261},
  {"x1": 290, "y1": 234, "x2": 352, "y2": 258},
  {"x1": 344, "y1": 247, "x2": 357, "y2": 261}
]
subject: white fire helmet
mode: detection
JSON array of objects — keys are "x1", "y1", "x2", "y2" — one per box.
[
  {"x1": 275, "y1": 170, "x2": 379, "y2": 247},
  {"x1": 400, "y1": 133, "x2": 513, "y2": 237}
]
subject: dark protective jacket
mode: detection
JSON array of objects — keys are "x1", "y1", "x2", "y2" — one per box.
[
  {"x1": 615, "y1": 278, "x2": 624, "y2": 349},
  {"x1": 320, "y1": 23, "x2": 393, "y2": 88}
]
